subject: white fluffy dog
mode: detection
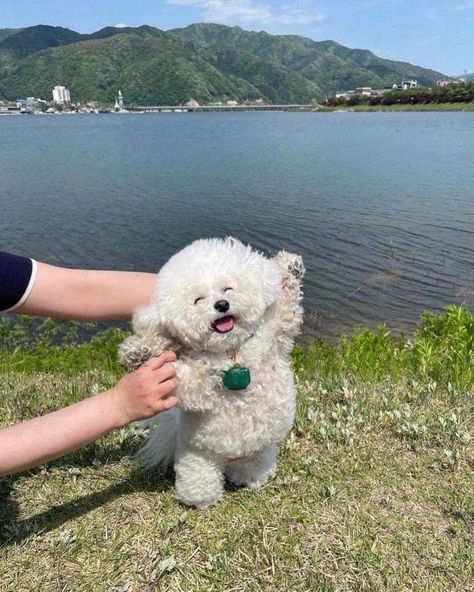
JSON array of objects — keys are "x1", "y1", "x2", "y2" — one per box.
[{"x1": 119, "y1": 237, "x2": 304, "y2": 508}]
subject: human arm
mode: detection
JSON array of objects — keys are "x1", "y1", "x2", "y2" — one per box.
[
  {"x1": 0, "y1": 352, "x2": 178, "y2": 477},
  {"x1": 15, "y1": 261, "x2": 157, "y2": 321}
]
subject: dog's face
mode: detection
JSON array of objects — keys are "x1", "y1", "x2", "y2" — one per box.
[{"x1": 135, "y1": 238, "x2": 282, "y2": 352}]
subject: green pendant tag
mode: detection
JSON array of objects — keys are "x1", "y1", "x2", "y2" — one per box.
[{"x1": 223, "y1": 365, "x2": 251, "y2": 390}]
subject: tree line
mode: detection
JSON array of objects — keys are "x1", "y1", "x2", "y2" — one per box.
[{"x1": 325, "y1": 82, "x2": 474, "y2": 106}]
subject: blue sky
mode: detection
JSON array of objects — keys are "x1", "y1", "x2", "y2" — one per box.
[{"x1": 1, "y1": 0, "x2": 473, "y2": 74}]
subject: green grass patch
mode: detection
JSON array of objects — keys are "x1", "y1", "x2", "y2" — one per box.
[
  {"x1": 1, "y1": 306, "x2": 473, "y2": 590},
  {"x1": 294, "y1": 305, "x2": 474, "y2": 391}
]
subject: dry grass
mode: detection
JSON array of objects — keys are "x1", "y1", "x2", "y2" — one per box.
[{"x1": 1, "y1": 365, "x2": 473, "y2": 591}]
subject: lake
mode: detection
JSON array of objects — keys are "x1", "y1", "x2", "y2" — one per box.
[{"x1": 0, "y1": 111, "x2": 473, "y2": 337}]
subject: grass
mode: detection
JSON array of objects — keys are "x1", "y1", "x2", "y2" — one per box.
[{"x1": 0, "y1": 305, "x2": 473, "y2": 591}]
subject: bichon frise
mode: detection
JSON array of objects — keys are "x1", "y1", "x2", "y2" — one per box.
[{"x1": 119, "y1": 237, "x2": 304, "y2": 508}]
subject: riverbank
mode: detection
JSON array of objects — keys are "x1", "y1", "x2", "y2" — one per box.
[
  {"x1": 330, "y1": 101, "x2": 474, "y2": 112},
  {"x1": 1, "y1": 305, "x2": 473, "y2": 590}
]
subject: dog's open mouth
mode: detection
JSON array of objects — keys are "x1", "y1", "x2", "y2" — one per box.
[{"x1": 212, "y1": 315, "x2": 235, "y2": 333}]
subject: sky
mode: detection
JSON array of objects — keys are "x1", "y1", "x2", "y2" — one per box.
[{"x1": 1, "y1": 0, "x2": 473, "y2": 75}]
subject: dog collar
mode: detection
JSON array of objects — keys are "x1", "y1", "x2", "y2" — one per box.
[{"x1": 222, "y1": 335, "x2": 253, "y2": 391}]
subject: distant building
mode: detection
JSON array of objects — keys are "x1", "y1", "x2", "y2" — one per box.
[
  {"x1": 52, "y1": 86, "x2": 71, "y2": 104},
  {"x1": 16, "y1": 97, "x2": 37, "y2": 110},
  {"x1": 334, "y1": 79, "x2": 420, "y2": 101},
  {"x1": 355, "y1": 87, "x2": 373, "y2": 96},
  {"x1": 334, "y1": 90, "x2": 357, "y2": 100},
  {"x1": 244, "y1": 98, "x2": 265, "y2": 106},
  {"x1": 226, "y1": 100, "x2": 239, "y2": 106},
  {"x1": 436, "y1": 79, "x2": 464, "y2": 87},
  {"x1": 401, "y1": 79, "x2": 418, "y2": 90},
  {"x1": 16, "y1": 97, "x2": 48, "y2": 112},
  {"x1": 388, "y1": 80, "x2": 419, "y2": 91}
]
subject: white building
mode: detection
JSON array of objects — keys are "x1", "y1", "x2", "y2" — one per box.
[
  {"x1": 401, "y1": 79, "x2": 418, "y2": 90},
  {"x1": 52, "y1": 86, "x2": 71, "y2": 104}
]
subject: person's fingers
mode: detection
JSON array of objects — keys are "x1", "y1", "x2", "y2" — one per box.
[
  {"x1": 158, "y1": 378, "x2": 178, "y2": 396},
  {"x1": 147, "y1": 351, "x2": 177, "y2": 370},
  {"x1": 154, "y1": 362, "x2": 176, "y2": 383},
  {"x1": 161, "y1": 396, "x2": 178, "y2": 410}
]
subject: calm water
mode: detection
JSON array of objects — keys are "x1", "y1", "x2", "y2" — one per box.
[{"x1": 1, "y1": 112, "x2": 473, "y2": 337}]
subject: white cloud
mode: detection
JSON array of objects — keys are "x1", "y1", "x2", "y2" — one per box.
[
  {"x1": 115, "y1": 23, "x2": 131, "y2": 28},
  {"x1": 167, "y1": 0, "x2": 325, "y2": 26}
]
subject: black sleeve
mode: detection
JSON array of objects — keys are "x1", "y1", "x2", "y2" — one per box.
[{"x1": 0, "y1": 251, "x2": 34, "y2": 312}]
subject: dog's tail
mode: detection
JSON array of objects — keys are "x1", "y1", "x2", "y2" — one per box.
[{"x1": 135, "y1": 408, "x2": 180, "y2": 470}]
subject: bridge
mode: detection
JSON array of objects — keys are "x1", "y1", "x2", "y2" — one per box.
[{"x1": 130, "y1": 104, "x2": 318, "y2": 113}]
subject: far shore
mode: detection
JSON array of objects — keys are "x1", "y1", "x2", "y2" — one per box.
[
  {"x1": 1, "y1": 101, "x2": 474, "y2": 117},
  {"x1": 327, "y1": 101, "x2": 474, "y2": 112}
]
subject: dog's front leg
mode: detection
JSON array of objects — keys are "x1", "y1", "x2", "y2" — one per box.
[
  {"x1": 118, "y1": 334, "x2": 173, "y2": 371},
  {"x1": 174, "y1": 358, "x2": 226, "y2": 412},
  {"x1": 225, "y1": 446, "x2": 277, "y2": 490},
  {"x1": 174, "y1": 442, "x2": 225, "y2": 508},
  {"x1": 273, "y1": 250, "x2": 305, "y2": 349}
]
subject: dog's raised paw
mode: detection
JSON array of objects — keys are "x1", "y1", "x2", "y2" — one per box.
[
  {"x1": 275, "y1": 251, "x2": 305, "y2": 280},
  {"x1": 287, "y1": 255, "x2": 305, "y2": 279},
  {"x1": 118, "y1": 335, "x2": 152, "y2": 370}
]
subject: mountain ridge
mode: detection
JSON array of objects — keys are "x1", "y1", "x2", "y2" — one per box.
[{"x1": 0, "y1": 23, "x2": 449, "y2": 104}]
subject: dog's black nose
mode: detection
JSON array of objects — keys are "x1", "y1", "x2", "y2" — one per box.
[{"x1": 214, "y1": 299, "x2": 230, "y2": 313}]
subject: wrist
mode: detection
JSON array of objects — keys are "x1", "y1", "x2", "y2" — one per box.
[{"x1": 99, "y1": 388, "x2": 131, "y2": 430}]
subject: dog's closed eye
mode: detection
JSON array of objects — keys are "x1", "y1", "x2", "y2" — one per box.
[
  {"x1": 224, "y1": 287, "x2": 234, "y2": 293},
  {"x1": 194, "y1": 296, "x2": 205, "y2": 305}
]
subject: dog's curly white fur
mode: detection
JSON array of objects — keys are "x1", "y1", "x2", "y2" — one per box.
[{"x1": 119, "y1": 237, "x2": 304, "y2": 508}]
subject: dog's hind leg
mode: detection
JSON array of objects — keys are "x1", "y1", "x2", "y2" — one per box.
[
  {"x1": 174, "y1": 443, "x2": 225, "y2": 508},
  {"x1": 225, "y1": 446, "x2": 277, "y2": 490}
]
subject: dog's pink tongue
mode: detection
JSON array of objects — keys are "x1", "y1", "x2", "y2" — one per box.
[{"x1": 215, "y1": 316, "x2": 234, "y2": 333}]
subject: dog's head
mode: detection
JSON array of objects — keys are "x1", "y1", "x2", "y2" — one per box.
[{"x1": 134, "y1": 237, "x2": 281, "y2": 352}]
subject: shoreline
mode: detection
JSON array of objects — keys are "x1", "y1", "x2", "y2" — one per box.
[
  {"x1": 327, "y1": 101, "x2": 474, "y2": 112},
  {"x1": 2, "y1": 101, "x2": 474, "y2": 117}
]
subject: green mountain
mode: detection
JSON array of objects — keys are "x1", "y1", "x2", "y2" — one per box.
[
  {"x1": 0, "y1": 25, "x2": 82, "y2": 57},
  {"x1": 0, "y1": 28, "x2": 23, "y2": 43},
  {"x1": 0, "y1": 23, "x2": 448, "y2": 104}
]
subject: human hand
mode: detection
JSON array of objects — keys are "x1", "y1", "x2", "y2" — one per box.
[{"x1": 109, "y1": 351, "x2": 178, "y2": 426}]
